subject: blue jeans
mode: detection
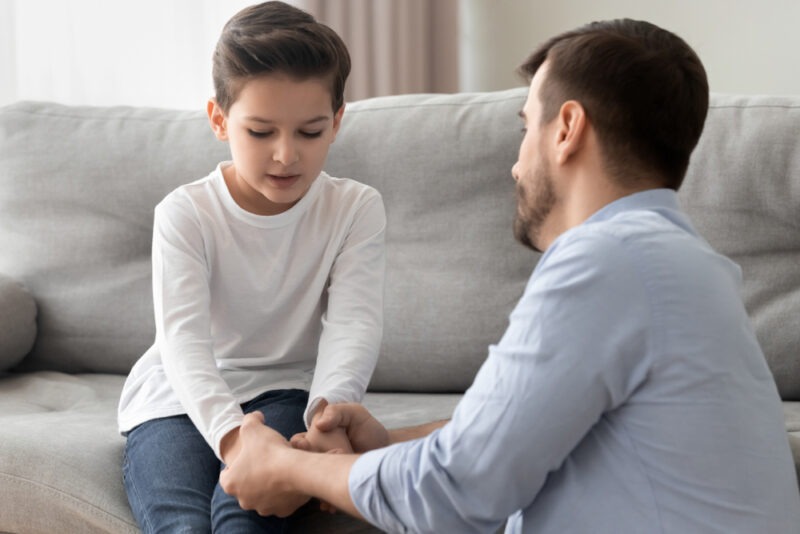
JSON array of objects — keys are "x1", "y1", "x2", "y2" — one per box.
[{"x1": 123, "y1": 389, "x2": 309, "y2": 534}]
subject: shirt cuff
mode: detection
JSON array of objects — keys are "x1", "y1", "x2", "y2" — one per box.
[
  {"x1": 304, "y1": 391, "x2": 355, "y2": 428},
  {"x1": 304, "y1": 395, "x2": 327, "y2": 429},
  {"x1": 348, "y1": 447, "x2": 393, "y2": 526}
]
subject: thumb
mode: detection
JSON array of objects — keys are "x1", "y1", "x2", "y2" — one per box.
[
  {"x1": 242, "y1": 411, "x2": 265, "y2": 429},
  {"x1": 290, "y1": 433, "x2": 312, "y2": 451},
  {"x1": 313, "y1": 404, "x2": 343, "y2": 432}
]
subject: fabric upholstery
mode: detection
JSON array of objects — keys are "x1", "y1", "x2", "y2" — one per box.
[
  {"x1": 0, "y1": 274, "x2": 36, "y2": 370},
  {"x1": 0, "y1": 92, "x2": 536, "y2": 391},
  {"x1": 327, "y1": 90, "x2": 536, "y2": 391},
  {"x1": 0, "y1": 104, "x2": 229, "y2": 374},
  {"x1": 0, "y1": 371, "x2": 459, "y2": 533}
]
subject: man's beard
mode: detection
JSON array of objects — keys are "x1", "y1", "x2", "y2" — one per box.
[{"x1": 513, "y1": 160, "x2": 556, "y2": 253}]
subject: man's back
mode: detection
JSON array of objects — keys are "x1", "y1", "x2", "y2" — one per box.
[
  {"x1": 347, "y1": 189, "x2": 800, "y2": 534},
  {"x1": 500, "y1": 191, "x2": 800, "y2": 532},
  {"x1": 504, "y1": 189, "x2": 800, "y2": 532}
]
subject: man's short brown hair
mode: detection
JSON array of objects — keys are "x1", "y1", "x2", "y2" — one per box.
[{"x1": 519, "y1": 19, "x2": 709, "y2": 190}]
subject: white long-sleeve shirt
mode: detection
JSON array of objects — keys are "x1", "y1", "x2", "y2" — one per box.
[{"x1": 118, "y1": 163, "x2": 385, "y2": 459}]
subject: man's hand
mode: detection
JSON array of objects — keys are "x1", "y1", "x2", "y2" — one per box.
[
  {"x1": 292, "y1": 403, "x2": 389, "y2": 453},
  {"x1": 220, "y1": 412, "x2": 311, "y2": 517}
]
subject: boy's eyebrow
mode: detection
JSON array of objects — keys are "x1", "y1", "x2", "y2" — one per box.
[{"x1": 244, "y1": 115, "x2": 330, "y2": 125}]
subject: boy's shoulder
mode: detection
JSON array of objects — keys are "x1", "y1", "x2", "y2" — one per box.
[
  {"x1": 318, "y1": 172, "x2": 382, "y2": 204},
  {"x1": 157, "y1": 168, "x2": 220, "y2": 210}
]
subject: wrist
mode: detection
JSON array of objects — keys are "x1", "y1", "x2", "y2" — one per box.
[
  {"x1": 278, "y1": 446, "x2": 318, "y2": 496},
  {"x1": 220, "y1": 426, "x2": 241, "y2": 464}
]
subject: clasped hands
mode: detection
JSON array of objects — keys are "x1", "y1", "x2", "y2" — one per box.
[{"x1": 220, "y1": 402, "x2": 388, "y2": 518}]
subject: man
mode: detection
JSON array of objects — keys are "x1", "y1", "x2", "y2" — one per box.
[{"x1": 221, "y1": 19, "x2": 800, "y2": 532}]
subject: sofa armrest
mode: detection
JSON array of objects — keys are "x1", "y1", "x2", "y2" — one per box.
[{"x1": 0, "y1": 274, "x2": 37, "y2": 371}]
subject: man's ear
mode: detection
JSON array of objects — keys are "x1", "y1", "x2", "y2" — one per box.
[
  {"x1": 207, "y1": 98, "x2": 229, "y2": 141},
  {"x1": 554, "y1": 100, "x2": 587, "y2": 165}
]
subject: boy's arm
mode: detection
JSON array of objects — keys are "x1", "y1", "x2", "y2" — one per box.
[
  {"x1": 152, "y1": 200, "x2": 244, "y2": 460},
  {"x1": 304, "y1": 191, "x2": 386, "y2": 426}
]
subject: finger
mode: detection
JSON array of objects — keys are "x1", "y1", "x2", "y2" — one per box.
[
  {"x1": 314, "y1": 404, "x2": 347, "y2": 432},
  {"x1": 218, "y1": 469, "x2": 232, "y2": 493},
  {"x1": 290, "y1": 434, "x2": 312, "y2": 451},
  {"x1": 242, "y1": 411, "x2": 265, "y2": 428},
  {"x1": 320, "y1": 501, "x2": 338, "y2": 514}
]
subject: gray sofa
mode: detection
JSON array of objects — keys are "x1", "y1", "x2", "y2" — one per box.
[{"x1": 0, "y1": 88, "x2": 798, "y2": 533}]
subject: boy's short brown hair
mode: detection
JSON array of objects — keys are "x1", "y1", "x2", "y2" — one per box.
[{"x1": 212, "y1": 1, "x2": 350, "y2": 113}]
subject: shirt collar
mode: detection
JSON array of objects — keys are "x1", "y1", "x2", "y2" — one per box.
[{"x1": 584, "y1": 188, "x2": 681, "y2": 225}]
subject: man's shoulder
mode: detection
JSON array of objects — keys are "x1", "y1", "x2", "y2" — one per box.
[{"x1": 551, "y1": 208, "x2": 696, "y2": 264}]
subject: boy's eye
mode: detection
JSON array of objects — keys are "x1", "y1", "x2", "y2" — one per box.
[
  {"x1": 248, "y1": 129, "x2": 271, "y2": 138},
  {"x1": 300, "y1": 131, "x2": 323, "y2": 139}
]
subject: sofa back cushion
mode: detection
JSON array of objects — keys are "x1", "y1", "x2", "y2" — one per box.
[
  {"x1": 0, "y1": 104, "x2": 228, "y2": 373},
  {"x1": 326, "y1": 90, "x2": 535, "y2": 390},
  {"x1": 1, "y1": 91, "x2": 798, "y2": 399},
  {"x1": 0, "y1": 90, "x2": 534, "y2": 390}
]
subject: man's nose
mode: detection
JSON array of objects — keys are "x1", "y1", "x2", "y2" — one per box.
[{"x1": 511, "y1": 162, "x2": 520, "y2": 182}]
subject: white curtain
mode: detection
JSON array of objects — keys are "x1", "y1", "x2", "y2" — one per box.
[{"x1": 0, "y1": 0, "x2": 459, "y2": 109}]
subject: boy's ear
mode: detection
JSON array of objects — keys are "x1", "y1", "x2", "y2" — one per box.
[
  {"x1": 207, "y1": 98, "x2": 229, "y2": 141},
  {"x1": 331, "y1": 104, "x2": 345, "y2": 137}
]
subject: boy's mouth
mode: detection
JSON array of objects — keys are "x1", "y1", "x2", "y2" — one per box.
[{"x1": 266, "y1": 173, "x2": 301, "y2": 188}]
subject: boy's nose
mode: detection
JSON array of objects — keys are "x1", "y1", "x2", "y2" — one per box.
[{"x1": 273, "y1": 139, "x2": 298, "y2": 165}]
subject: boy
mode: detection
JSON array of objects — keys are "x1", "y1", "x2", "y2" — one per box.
[{"x1": 117, "y1": 2, "x2": 385, "y2": 531}]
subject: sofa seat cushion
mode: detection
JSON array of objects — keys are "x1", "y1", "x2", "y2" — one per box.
[
  {"x1": 0, "y1": 371, "x2": 461, "y2": 533},
  {"x1": 0, "y1": 372, "x2": 137, "y2": 534},
  {"x1": 784, "y1": 402, "x2": 800, "y2": 483}
]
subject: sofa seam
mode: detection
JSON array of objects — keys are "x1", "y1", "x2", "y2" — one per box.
[
  {"x1": 345, "y1": 93, "x2": 525, "y2": 114},
  {"x1": 709, "y1": 104, "x2": 800, "y2": 110},
  {"x1": 0, "y1": 105, "x2": 205, "y2": 123}
]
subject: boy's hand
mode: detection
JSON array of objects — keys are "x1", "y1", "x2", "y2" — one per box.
[
  {"x1": 297, "y1": 422, "x2": 354, "y2": 454},
  {"x1": 291, "y1": 400, "x2": 354, "y2": 454},
  {"x1": 293, "y1": 402, "x2": 389, "y2": 454}
]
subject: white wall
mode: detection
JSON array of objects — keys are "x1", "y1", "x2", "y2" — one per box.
[{"x1": 459, "y1": 0, "x2": 800, "y2": 95}]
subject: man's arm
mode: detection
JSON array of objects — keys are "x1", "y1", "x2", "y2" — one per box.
[{"x1": 387, "y1": 419, "x2": 448, "y2": 444}]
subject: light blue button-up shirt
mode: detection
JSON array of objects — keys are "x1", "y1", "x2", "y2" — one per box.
[{"x1": 349, "y1": 189, "x2": 800, "y2": 533}]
